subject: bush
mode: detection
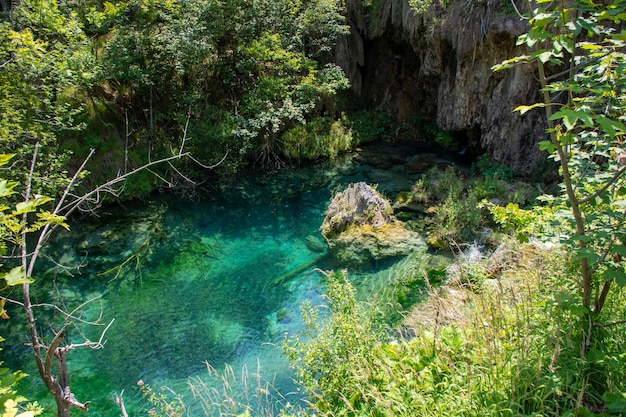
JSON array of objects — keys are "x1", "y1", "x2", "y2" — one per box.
[
  {"x1": 412, "y1": 167, "x2": 487, "y2": 248},
  {"x1": 283, "y1": 270, "x2": 386, "y2": 416},
  {"x1": 286, "y1": 241, "x2": 626, "y2": 416},
  {"x1": 344, "y1": 110, "x2": 392, "y2": 144},
  {"x1": 281, "y1": 116, "x2": 354, "y2": 160}
]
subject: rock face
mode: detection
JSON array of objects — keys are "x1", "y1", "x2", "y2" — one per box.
[
  {"x1": 336, "y1": 0, "x2": 547, "y2": 174},
  {"x1": 321, "y1": 182, "x2": 425, "y2": 266}
]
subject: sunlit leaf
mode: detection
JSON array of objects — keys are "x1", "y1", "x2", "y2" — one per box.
[
  {"x1": 550, "y1": 109, "x2": 593, "y2": 130},
  {"x1": 1, "y1": 266, "x2": 34, "y2": 286},
  {"x1": 0, "y1": 180, "x2": 17, "y2": 198},
  {"x1": 514, "y1": 103, "x2": 545, "y2": 115},
  {"x1": 0, "y1": 154, "x2": 14, "y2": 167},
  {"x1": 612, "y1": 30, "x2": 626, "y2": 41}
]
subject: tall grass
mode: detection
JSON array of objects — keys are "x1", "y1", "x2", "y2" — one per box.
[
  {"x1": 285, "y1": 240, "x2": 626, "y2": 416},
  {"x1": 187, "y1": 362, "x2": 299, "y2": 417}
]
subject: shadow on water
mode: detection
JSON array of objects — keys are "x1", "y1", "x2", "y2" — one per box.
[{"x1": 0, "y1": 142, "x2": 468, "y2": 416}]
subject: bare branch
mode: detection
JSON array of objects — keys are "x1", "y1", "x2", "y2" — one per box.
[
  {"x1": 44, "y1": 326, "x2": 67, "y2": 380},
  {"x1": 25, "y1": 148, "x2": 96, "y2": 278},
  {"x1": 577, "y1": 165, "x2": 626, "y2": 205},
  {"x1": 113, "y1": 390, "x2": 130, "y2": 417},
  {"x1": 22, "y1": 142, "x2": 39, "y2": 271},
  {"x1": 41, "y1": 252, "x2": 89, "y2": 277},
  {"x1": 167, "y1": 161, "x2": 196, "y2": 184},
  {"x1": 59, "y1": 151, "x2": 191, "y2": 216},
  {"x1": 190, "y1": 150, "x2": 229, "y2": 170},
  {"x1": 0, "y1": 295, "x2": 25, "y2": 308},
  {"x1": 594, "y1": 319, "x2": 626, "y2": 328},
  {"x1": 30, "y1": 296, "x2": 105, "y2": 326},
  {"x1": 0, "y1": 54, "x2": 14, "y2": 68},
  {"x1": 147, "y1": 168, "x2": 175, "y2": 188}
]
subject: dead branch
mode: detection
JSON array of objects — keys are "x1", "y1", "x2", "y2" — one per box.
[
  {"x1": 113, "y1": 390, "x2": 129, "y2": 417},
  {"x1": 14, "y1": 119, "x2": 223, "y2": 415}
]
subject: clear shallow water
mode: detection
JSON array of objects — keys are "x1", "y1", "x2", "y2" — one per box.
[{"x1": 2, "y1": 142, "x2": 465, "y2": 416}]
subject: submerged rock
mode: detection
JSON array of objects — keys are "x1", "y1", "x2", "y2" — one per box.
[
  {"x1": 321, "y1": 182, "x2": 425, "y2": 266},
  {"x1": 304, "y1": 235, "x2": 326, "y2": 253}
]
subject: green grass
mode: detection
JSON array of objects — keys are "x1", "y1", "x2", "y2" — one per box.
[{"x1": 283, "y1": 239, "x2": 626, "y2": 416}]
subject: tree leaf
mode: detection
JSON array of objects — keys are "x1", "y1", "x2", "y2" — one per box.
[
  {"x1": 514, "y1": 102, "x2": 545, "y2": 115},
  {"x1": 0, "y1": 154, "x2": 14, "y2": 167},
  {"x1": 597, "y1": 116, "x2": 626, "y2": 139},
  {"x1": 1, "y1": 266, "x2": 34, "y2": 286},
  {"x1": 0, "y1": 179, "x2": 17, "y2": 198},
  {"x1": 550, "y1": 109, "x2": 593, "y2": 130},
  {"x1": 604, "y1": 266, "x2": 626, "y2": 287},
  {"x1": 538, "y1": 140, "x2": 556, "y2": 154},
  {"x1": 0, "y1": 299, "x2": 9, "y2": 319}
]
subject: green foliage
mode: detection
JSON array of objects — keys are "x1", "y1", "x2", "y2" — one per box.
[
  {"x1": 425, "y1": 124, "x2": 459, "y2": 152},
  {"x1": 1, "y1": 0, "x2": 351, "y2": 193},
  {"x1": 472, "y1": 154, "x2": 512, "y2": 182},
  {"x1": 0, "y1": 155, "x2": 68, "y2": 258},
  {"x1": 412, "y1": 167, "x2": 485, "y2": 248},
  {"x1": 287, "y1": 242, "x2": 626, "y2": 417},
  {"x1": 137, "y1": 381, "x2": 184, "y2": 417},
  {"x1": 408, "y1": 0, "x2": 433, "y2": 14},
  {"x1": 281, "y1": 116, "x2": 354, "y2": 160},
  {"x1": 494, "y1": 0, "x2": 626, "y2": 317},
  {"x1": 481, "y1": 201, "x2": 558, "y2": 243},
  {"x1": 284, "y1": 270, "x2": 386, "y2": 416},
  {"x1": 410, "y1": 160, "x2": 538, "y2": 249},
  {"x1": 344, "y1": 110, "x2": 392, "y2": 143},
  {"x1": 384, "y1": 251, "x2": 450, "y2": 314},
  {"x1": 0, "y1": 156, "x2": 47, "y2": 416},
  {"x1": 92, "y1": 0, "x2": 350, "y2": 174},
  {"x1": 470, "y1": 155, "x2": 538, "y2": 205},
  {"x1": 0, "y1": 353, "x2": 43, "y2": 417}
]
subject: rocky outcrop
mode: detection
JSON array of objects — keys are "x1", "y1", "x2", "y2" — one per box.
[
  {"x1": 336, "y1": 0, "x2": 547, "y2": 174},
  {"x1": 321, "y1": 182, "x2": 425, "y2": 266}
]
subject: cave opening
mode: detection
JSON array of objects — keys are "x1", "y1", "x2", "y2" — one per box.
[{"x1": 357, "y1": 32, "x2": 438, "y2": 123}]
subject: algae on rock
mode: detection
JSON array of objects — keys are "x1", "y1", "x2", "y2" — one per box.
[{"x1": 321, "y1": 182, "x2": 425, "y2": 267}]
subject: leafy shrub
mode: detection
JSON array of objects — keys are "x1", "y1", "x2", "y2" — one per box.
[
  {"x1": 283, "y1": 270, "x2": 386, "y2": 416},
  {"x1": 413, "y1": 167, "x2": 486, "y2": 248},
  {"x1": 280, "y1": 116, "x2": 354, "y2": 160},
  {"x1": 344, "y1": 110, "x2": 392, "y2": 144},
  {"x1": 287, "y1": 242, "x2": 626, "y2": 417},
  {"x1": 424, "y1": 123, "x2": 460, "y2": 152}
]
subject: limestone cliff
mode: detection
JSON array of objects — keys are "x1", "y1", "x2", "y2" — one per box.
[{"x1": 336, "y1": 0, "x2": 547, "y2": 174}]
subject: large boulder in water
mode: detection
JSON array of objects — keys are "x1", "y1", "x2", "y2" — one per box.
[{"x1": 320, "y1": 182, "x2": 425, "y2": 266}]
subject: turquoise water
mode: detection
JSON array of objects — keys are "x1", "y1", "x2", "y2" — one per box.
[{"x1": 2, "y1": 142, "x2": 463, "y2": 416}]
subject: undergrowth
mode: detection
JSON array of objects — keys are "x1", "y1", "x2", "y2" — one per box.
[{"x1": 284, "y1": 240, "x2": 626, "y2": 416}]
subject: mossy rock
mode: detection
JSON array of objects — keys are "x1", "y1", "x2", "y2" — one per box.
[
  {"x1": 321, "y1": 182, "x2": 426, "y2": 267},
  {"x1": 329, "y1": 222, "x2": 426, "y2": 268}
]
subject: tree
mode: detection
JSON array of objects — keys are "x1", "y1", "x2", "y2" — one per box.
[
  {"x1": 0, "y1": 135, "x2": 201, "y2": 416},
  {"x1": 0, "y1": 0, "x2": 96, "y2": 199},
  {"x1": 494, "y1": 0, "x2": 626, "y2": 348},
  {"x1": 92, "y1": 0, "x2": 350, "y2": 172}
]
